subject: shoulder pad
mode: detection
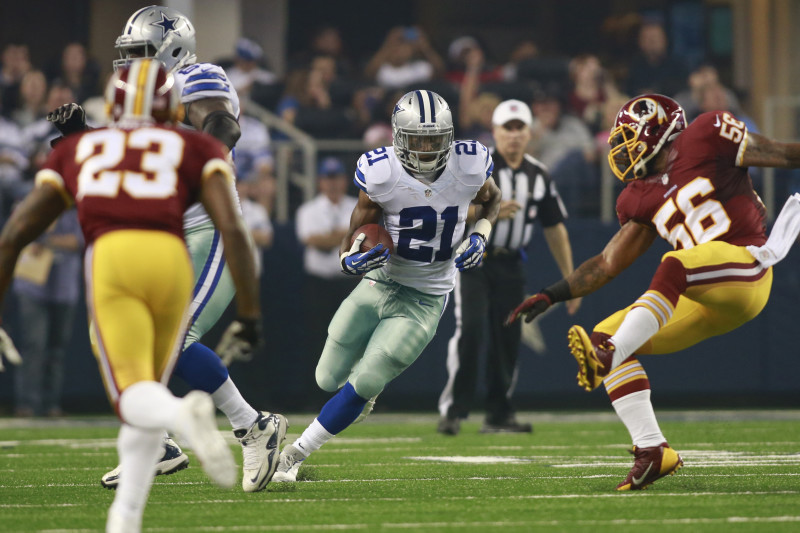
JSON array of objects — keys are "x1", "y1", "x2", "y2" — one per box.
[
  {"x1": 176, "y1": 63, "x2": 233, "y2": 103},
  {"x1": 354, "y1": 147, "x2": 398, "y2": 198},
  {"x1": 453, "y1": 140, "x2": 493, "y2": 184}
]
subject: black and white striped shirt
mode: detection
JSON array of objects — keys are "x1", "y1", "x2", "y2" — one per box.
[{"x1": 486, "y1": 150, "x2": 567, "y2": 252}]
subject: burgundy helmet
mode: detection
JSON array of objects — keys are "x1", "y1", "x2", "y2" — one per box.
[
  {"x1": 105, "y1": 58, "x2": 182, "y2": 124},
  {"x1": 607, "y1": 94, "x2": 686, "y2": 182}
]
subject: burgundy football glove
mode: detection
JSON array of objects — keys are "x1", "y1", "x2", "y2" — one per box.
[{"x1": 506, "y1": 292, "x2": 553, "y2": 325}]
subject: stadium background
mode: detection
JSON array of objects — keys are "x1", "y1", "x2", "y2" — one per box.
[{"x1": 0, "y1": 0, "x2": 798, "y2": 414}]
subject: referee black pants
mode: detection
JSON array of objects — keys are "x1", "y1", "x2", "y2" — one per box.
[{"x1": 439, "y1": 253, "x2": 524, "y2": 424}]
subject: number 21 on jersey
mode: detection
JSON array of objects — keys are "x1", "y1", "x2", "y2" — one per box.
[{"x1": 397, "y1": 205, "x2": 459, "y2": 262}]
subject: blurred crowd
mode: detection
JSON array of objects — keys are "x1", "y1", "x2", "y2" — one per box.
[{"x1": 0, "y1": 17, "x2": 759, "y2": 225}]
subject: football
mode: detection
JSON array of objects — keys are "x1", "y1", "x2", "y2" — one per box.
[{"x1": 352, "y1": 223, "x2": 394, "y2": 254}]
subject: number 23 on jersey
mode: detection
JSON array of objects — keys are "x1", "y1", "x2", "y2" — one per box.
[{"x1": 75, "y1": 128, "x2": 184, "y2": 200}]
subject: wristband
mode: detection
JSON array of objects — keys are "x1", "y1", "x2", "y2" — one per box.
[
  {"x1": 473, "y1": 218, "x2": 492, "y2": 240},
  {"x1": 542, "y1": 279, "x2": 571, "y2": 303}
]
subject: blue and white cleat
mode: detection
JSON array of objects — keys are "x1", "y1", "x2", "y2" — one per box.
[
  {"x1": 235, "y1": 412, "x2": 288, "y2": 492},
  {"x1": 100, "y1": 437, "x2": 189, "y2": 490}
]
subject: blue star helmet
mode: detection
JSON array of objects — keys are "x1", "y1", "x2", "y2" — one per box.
[
  {"x1": 392, "y1": 90, "x2": 454, "y2": 180},
  {"x1": 114, "y1": 5, "x2": 197, "y2": 72}
]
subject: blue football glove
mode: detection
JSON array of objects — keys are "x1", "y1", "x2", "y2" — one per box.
[
  {"x1": 341, "y1": 233, "x2": 390, "y2": 275},
  {"x1": 454, "y1": 232, "x2": 486, "y2": 271}
]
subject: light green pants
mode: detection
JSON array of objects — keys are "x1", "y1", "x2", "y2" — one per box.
[
  {"x1": 315, "y1": 268, "x2": 448, "y2": 399},
  {"x1": 183, "y1": 222, "x2": 236, "y2": 348}
]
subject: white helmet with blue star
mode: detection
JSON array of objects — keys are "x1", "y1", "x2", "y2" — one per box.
[{"x1": 114, "y1": 5, "x2": 197, "y2": 73}]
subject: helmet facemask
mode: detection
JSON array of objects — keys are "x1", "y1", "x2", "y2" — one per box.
[{"x1": 394, "y1": 129, "x2": 454, "y2": 178}]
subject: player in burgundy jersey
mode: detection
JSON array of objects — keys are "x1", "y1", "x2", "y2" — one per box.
[
  {"x1": 507, "y1": 94, "x2": 800, "y2": 491},
  {"x1": 0, "y1": 60, "x2": 263, "y2": 532}
]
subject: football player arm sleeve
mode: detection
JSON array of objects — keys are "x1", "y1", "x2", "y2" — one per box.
[
  {"x1": 200, "y1": 170, "x2": 260, "y2": 319},
  {"x1": 339, "y1": 190, "x2": 384, "y2": 256},
  {"x1": 189, "y1": 97, "x2": 241, "y2": 150},
  {"x1": 739, "y1": 131, "x2": 800, "y2": 169}
]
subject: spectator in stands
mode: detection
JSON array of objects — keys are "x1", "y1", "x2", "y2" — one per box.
[
  {"x1": 12, "y1": 208, "x2": 82, "y2": 417},
  {"x1": 625, "y1": 21, "x2": 687, "y2": 98},
  {"x1": 11, "y1": 70, "x2": 48, "y2": 128},
  {"x1": 0, "y1": 100, "x2": 28, "y2": 220},
  {"x1": 0, "y1": 44, "x2": 32, "y2": 115},
  {"x1": 21, "y1": 84, "x2": 75, "y2": 183},
  {"x1": 278, "y1": 56, "x2": 356, "y2": 138},
  {"x1": 499, "y1": 40, "x2": 540, "y2": 82},
  {"x1": 566, "y1": 54, "x2": 607, "y2": 134},
  {"x1": 234, "y1": 100, "x2": 275, "y2": 210},
  {"x1": 673, "y1": 64, "x2": 741, "y2": 122},
  {"x1": 445, "y1": 36, "x2": 503, "y2": 85},
  {"x1": 226, "y1": 38, "x2": 278, "y2": 100},
  {"x1": 295, "y1": 157, "x2": 358, "y2": 395},
  {"x1": 528, "y1": 85, "x2": 597, "y2": 215},
  {"x1": 364, "y1": 26, "x2": 444, "y2": 90},
  {"x1": 235, "y1": 180, "x2": 273, "y2": 275},
  {"x1": 291, "y1": 25, "x2": 355, "y2": 79},
  {"x1": 49, "y1": 43, "x2": 100, "y2": 105},
  {"x1": 455, "y1": 41, "x2": 501, "y2": 146}
]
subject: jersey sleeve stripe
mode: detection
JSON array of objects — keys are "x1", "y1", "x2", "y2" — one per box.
[
  {"x1": 354, "y1": 168, "x2": 367, "y2": 192},
  {"x1": 183, "y1": 82, "x2": 230, "y2": 96},
  {"x1": 34, "y1": 169, "x2": 73, "y2": 206},
  {"x1": 736, "y1": 131, "x2": 749, "y2": 167},
  {"x1": 485, "y1": 161, "x2": 494, "y2": 180},
  {"x1": 186, "y1": 72, "x2": 228, "y2": 84},
  {"x1": 202, "y1": 158, "x2": 235, "y2": 182}
]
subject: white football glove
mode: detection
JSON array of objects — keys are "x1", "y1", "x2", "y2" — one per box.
[
  {"x1": 0, "y1": 327, "x2": 22, "y2": 372},
  {"x1": 216, "y1": 318, "x2": 261, "y2": 366},
  {"x1": 340, "y1": 233, "x2": 390, "y2": 275}
]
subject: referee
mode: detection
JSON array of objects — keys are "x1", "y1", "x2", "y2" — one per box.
[{"x1": 438, "y1": 99, "x2": 581, "y2": 435}]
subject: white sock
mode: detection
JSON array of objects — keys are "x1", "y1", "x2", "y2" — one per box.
[
  {"x1": 609, "y1": 307, "x2": 660, "y2": 369},
  {"x1": 611, "y1": 389, "x2": 666, "y2": 448},
  {"x1": 292, "y1": 418, "x2": 334, "y2": 458},
  {"x1": 118, "y1": 381, "x2": 182, "y2": 429},
  {"x1": 109, "y1": 424, "x2": 163, "y2": 527},
  {"x1": 211, "y1": 377, "x2": 259, "y2": 431}
]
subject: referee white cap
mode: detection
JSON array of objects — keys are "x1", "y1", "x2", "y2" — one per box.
[{"x1": 492, "y1": 99, "x2": 533, "y2": 127}]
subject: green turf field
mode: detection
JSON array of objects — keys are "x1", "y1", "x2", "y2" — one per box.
[{"x1": 2, "y1": 410, "x2": 799, "y2": 532}]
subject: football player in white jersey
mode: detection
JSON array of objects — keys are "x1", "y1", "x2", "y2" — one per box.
[
  {"x1": 46, "y1": 5, "x2": 286, "y2": 494},
  {"x1": 272, "y1": 90, "x2": 501, "y2": 482}
]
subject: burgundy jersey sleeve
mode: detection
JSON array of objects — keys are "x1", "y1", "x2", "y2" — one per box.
[
  {"x1": 177, "y1": 128, "x2": 232, "y2": 197},
  {"x1": 679, "y1": 111, "x2": 748, "y2": 169},
  {"x1": 35, "y1": 136, "x2": 79, "y2": 206}
]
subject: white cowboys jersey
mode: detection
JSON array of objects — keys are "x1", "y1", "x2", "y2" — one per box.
[
  {"x1": 173, "y1": 62, "x2": 241, "y2": 229},
  {"x1": 354, "y1": 141, "x2": 493, "y2": 295}
]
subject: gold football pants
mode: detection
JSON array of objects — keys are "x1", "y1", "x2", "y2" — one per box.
[{"x1": 85, "y1": 230, "x2": 193, "y2": 407}]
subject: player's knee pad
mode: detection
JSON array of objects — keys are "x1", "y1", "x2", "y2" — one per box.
[
  {"x1": 351, "y1": 371, "x2": 386, "y2": 400},
  {"x1": 351, "y1": 351, "x2": 404, "y2": 399},
  {"x1": 315, "y1": 337, "x2": 350, "y2": 392}
]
